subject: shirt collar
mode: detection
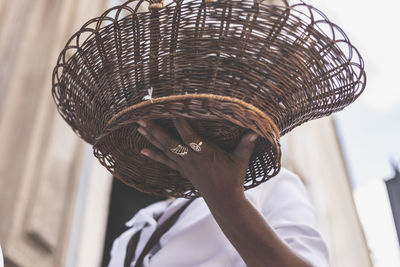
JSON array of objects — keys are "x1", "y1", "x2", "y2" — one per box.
[{"x1": 125, "y1": 198, "x2": 175, "y2": 228}]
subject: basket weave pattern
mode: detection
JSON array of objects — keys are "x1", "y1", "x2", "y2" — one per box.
[{"x1": 52, "y1": 0, "x2": 365, "y2": 198}]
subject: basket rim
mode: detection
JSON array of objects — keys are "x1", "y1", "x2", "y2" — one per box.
[{"x1": 105, "y1": 93, "x2": 280, "y2": 136}]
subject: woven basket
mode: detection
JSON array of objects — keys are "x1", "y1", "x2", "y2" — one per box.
[{"x1": 52, "y1": 0, "x2": 366, "y2": 198}]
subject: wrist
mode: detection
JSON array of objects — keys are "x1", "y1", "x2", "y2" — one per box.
[{"x1": 202, "y1": 189, "x2": 248, "y2": 216}]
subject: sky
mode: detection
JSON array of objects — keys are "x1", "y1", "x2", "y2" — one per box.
[{"x1": 305, "y1": 0, "x2": 400, "y2": 266}]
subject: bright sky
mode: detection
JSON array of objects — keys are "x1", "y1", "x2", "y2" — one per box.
[{"x1": 305, "y1": 0, "x2": 400, "y2": 266}]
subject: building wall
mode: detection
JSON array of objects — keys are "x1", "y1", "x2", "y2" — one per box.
[{"x1": 0, "y1": 0, "x2": 109, "y2": 266}]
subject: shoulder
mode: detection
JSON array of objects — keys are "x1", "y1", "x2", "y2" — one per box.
[
  {"x1": 245, "y1": 168, "x2": 309, "y2": 209},
  {"x1": 247, "y1": 168, "x2": 330, "y2": 267},
  {"x1": 244, "y1": 168, "x2": 315, "y2": 227}
]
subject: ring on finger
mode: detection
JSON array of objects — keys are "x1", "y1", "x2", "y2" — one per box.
[
  {"x1": 189, "y1": 140, "x2": 203, "y2": 152},
  {"x1": 170, "y1": 143, "x2": 189, "y2": 156}
]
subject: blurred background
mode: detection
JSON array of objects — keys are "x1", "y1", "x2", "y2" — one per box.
[{"x1": 0, "y1": 0, "x2": 398, "y2": 266}]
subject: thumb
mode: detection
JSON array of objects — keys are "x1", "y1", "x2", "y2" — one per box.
[{"x1": 232, "y1": 131, "x2": 258, "y2": 162}]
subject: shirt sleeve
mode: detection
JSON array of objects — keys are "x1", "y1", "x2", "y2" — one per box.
[
  {"x1": 259, "y1": 169, "x2": 330, "y2": 267},
  {"x1": 0, "y1": 245, "x2": 4, "y2": 267}
]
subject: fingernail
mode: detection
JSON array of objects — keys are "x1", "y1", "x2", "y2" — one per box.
[
  {"x1": 250, "y1": 133, "x2": 258, "y2": 142},
  {"x1": 138, "y1": 127, "x2": 146, "y2": 135},
  {"x1": 140, "y1": 149, "x2": 149, "y2": 156},
  {"x1": 137, "y1": 120, "x2": 146, "y2": 127}
]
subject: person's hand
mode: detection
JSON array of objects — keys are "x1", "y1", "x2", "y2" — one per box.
[
  {"x1": 136, "y1": 117, "x2": 258, "y2": 202},
  {"x1": 136, "y1": 118, "x2": 313, "y2": 267}
]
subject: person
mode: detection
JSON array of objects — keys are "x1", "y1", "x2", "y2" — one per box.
[{"x1": 108, "y1": 118, "x2": 329, "y2": 267}]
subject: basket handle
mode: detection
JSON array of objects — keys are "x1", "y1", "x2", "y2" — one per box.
[
  {"x1": 148, "y1": 1, "x2": 162, "y2": 90},
  {"x1": 256, "y1": 0, "x2": 289, "y2": 7},
  {"x1": 148, "y1": 0, "x2": 218, "y2": 9},
  {"x1": 148, "y1": 0, "x2": 289, "y2": 10},
  {"x1": 148, "y1": 0, "x2": 164, "y2": 9}
]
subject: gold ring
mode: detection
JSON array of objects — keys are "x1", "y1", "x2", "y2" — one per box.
[
  {"x1": 189, "y1": 141, "x2": 203, "y2": 152},
  {"x1": 170, "y1": 144, "x2": 189, "y2": 156}
]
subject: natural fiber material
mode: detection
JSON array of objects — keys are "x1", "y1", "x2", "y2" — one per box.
[{"x1": 52, "y1": 0, "x2": 366, "y2": 198}]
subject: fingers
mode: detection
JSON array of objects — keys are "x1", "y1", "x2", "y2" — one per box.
[
  {"x1": 172, "y1": 117, "x2": 208, "y2": 153},
  {"x1": 232, "y1": 131, "x2": 258, "y2": 163},
  {"x1": 137, "y1": 127, "x2": 164, "y2": 151},
  {"x1": 137, "y1": 120, "x2": 186, "y2": 160},
  {"x1": 140, "y1": 148, "x2": 180, "y2": 170}
]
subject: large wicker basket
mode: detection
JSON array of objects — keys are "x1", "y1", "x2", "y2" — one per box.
[{"x1": 52, "y1": 0, "x2": 366, "y2": 198}]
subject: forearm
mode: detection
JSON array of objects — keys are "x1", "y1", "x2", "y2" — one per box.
[{"x1": 202, "y1": 192, "x2": 312, "y2": 267}]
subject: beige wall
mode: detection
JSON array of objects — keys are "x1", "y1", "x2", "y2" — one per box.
[{"x1": 0, "y1": 0, "x2": 109, "y2": 266}]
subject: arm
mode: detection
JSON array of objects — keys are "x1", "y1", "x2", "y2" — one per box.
[
  {"x1": 201, "y1": 191, "x2": 312, "y2": 267},
  {"x1": 136, "y1": 117, "x2": 321, "y2": 267}
]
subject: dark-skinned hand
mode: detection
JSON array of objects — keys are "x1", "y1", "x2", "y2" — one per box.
[
  {"x1": 136, "y1": 117, "x2": 258, "y2": 201},
  {"x1": 136, "y1": 117, "x2": 312, "y2": 267}
]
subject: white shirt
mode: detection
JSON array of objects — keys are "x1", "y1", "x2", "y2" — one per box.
[
  {"x1": 0, "y1": 245, "x2": 4, "y2": 267},
  {"x1": 108, "y1": 168, "x2": 329, "y2": 267}
]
